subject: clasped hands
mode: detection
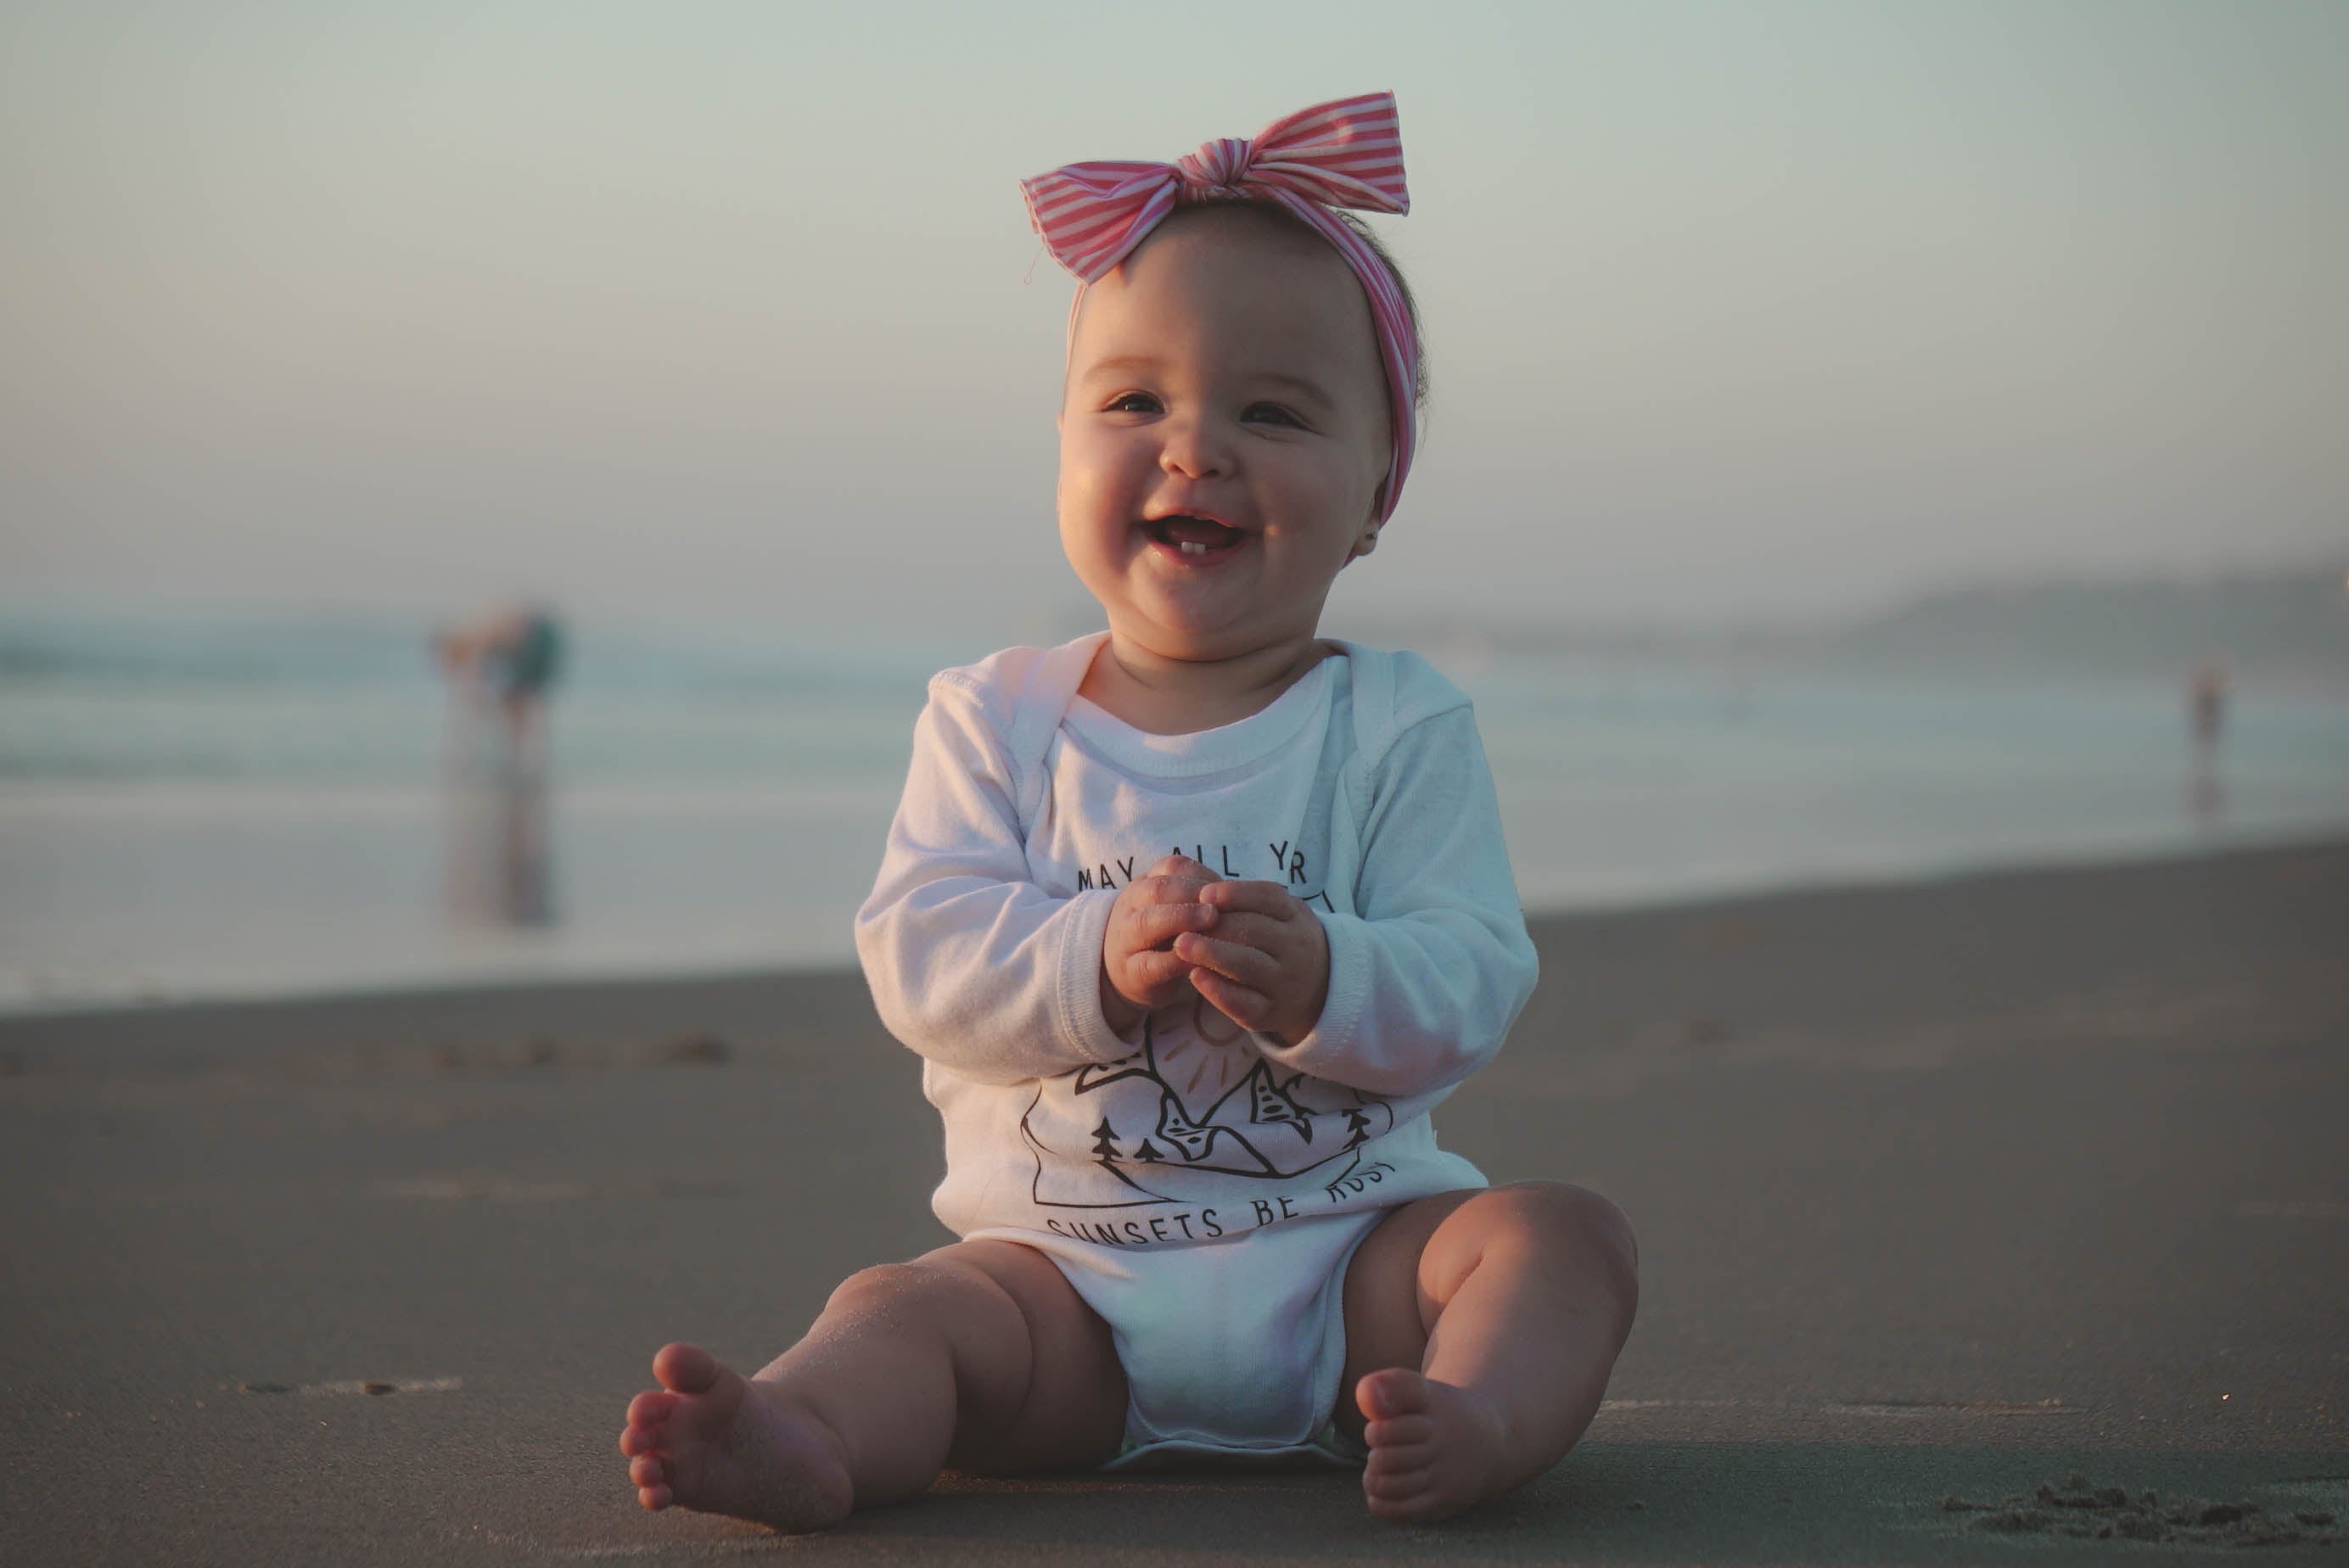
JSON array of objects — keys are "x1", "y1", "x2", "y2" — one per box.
[{"x1": 1099, "y1": 854, "x2": 1328, "y2": 1047}]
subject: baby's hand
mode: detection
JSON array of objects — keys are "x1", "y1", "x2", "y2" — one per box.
[
  {"x1": 1099, "y1": 854, "x2": 1220, "y2": 1033},
  {"x1": 1174, "y1": 880, "x2": 1330, "y2": 1048}
]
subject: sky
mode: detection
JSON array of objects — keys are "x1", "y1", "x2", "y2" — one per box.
[{"x1": 2, "y1": 1, "x2": 2343, "y2": 637}]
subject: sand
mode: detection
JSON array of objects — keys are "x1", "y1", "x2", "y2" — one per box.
[
  {"x1": 1937, "y1": 1471, "x2": 2338, "y2": 1548},
  {"x1": 2, "y1": 838, "x2": 2344, "y2": 1565}
]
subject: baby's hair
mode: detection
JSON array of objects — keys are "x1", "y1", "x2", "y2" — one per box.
[{"x1": 1157, "y1": 199, "x2": 1428, "y2": 412}]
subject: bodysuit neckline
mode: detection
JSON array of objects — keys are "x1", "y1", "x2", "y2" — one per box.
[{"x1": 1062, "y1": 656, "x2": 1340, "y2": 781}]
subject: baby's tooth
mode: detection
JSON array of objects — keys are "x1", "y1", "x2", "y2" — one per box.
[{"x1": 1180, "y1": 540, "x2": 1205, "y2": 556}]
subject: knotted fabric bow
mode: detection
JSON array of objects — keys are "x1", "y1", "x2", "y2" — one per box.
[{"x1": 1021, "y1": 92, "x2": 1418, "y2": 521}]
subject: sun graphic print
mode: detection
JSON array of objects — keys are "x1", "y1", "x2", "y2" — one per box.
[{"x1": 1019, "y1": 996, "x2": 1395, "y2": 1215}]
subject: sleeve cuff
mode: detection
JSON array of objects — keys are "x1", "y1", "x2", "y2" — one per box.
[{"x1": 1051, "y1": 888, "x2": 1134, "y2": 1065}]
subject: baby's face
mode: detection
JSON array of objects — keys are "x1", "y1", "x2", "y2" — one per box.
[{"x1": 1057, "y1": 211, "x2": 1390, "y2": 668}]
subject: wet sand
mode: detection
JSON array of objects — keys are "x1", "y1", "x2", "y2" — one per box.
[{"x1": 3, "y1": 838, "x2": 2344, "y2": 1565}]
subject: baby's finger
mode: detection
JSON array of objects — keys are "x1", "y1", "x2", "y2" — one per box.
[
  {"x1": 1124, "y1": 947, "x2": 1195, "y2": 989},
  {"x1": 1171, "y1": 931, "x2": 1282, "y2": 991},
  {"x1": 1186, "y1": 910, "x2": 1298, "y2": 956},
  {"x1": 1198, "y1": 879, "x2": 1301, "y2": 919},
  {"x1": 1145, "y1": 854, "x2": 1219, "y2": 884},
  {"x1": 1125, "y1": 899, "x2": 1216, "y2": 949},
  {"x1": 1135, "y1": 871, "x2": 1217, "y2": 907},
  {"x1": 1189, "y1": 969, "x2": 1271, "y2": 1031}
]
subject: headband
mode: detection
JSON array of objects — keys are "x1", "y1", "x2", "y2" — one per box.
[{"x1": 1020, "y1": 92, "x2": 1416, "y2": 522}]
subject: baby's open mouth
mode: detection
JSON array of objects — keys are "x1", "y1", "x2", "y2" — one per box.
[{"x1": 1146, "y1": 516, "x2": 1245, "y2": 557}]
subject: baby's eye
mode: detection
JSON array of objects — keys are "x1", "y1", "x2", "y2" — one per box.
[
  {"x1": 1104, "y1": 391, "x2": 1162, "y2": 415},
  {"x1": 1241, "y1": 402, "x2": 1304, "y2": 428}
]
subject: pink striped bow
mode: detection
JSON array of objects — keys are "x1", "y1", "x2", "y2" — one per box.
[{"x1": 1021, "y1": 92, "x2": 1420, "y2": 521}]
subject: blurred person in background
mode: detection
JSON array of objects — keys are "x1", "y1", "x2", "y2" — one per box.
[
  {"x1": 436, "y1": 604, "x2": 563, "y2": 925},
  {"x1": 2189, "y1": 657, "x2": 2228, "y2": 827}
]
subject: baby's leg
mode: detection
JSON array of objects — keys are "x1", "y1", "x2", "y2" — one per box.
[
  {"x1": 619, "y1": 1239, "x2": 1127, "y2": 1532},
  {"x1": 1338, "y1": 1182, "x2": 1639, "y2": 1523}
]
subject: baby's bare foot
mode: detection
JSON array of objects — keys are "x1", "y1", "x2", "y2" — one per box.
[
  {"x1": 619, "y1": 1342, "x2": 852, "y2": 1532},
  {"x1": 1355, "y1": 1367, "x2": 1517, "y2": 1523}
]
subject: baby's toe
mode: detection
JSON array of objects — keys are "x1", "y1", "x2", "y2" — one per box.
[
  {"x1": 626, "y1": 1389, "x2": 677, "y2": 1430},
  {"x1": 1365, "y1": 1474, "x2": 1438, "y2": 1518},
  {"x1": 1365, "y1": 1413, "x2": 1434, "y2": 1449},
  {"x1": 619, "y1": 1419, "x2": 664, "y2": 1458},
  {"x1": 652, "y1": 1341, "x2": 720, "y2": 1394},
  {"x1": 630, "y1": 1453, "x2": 668, "y2": 1490},
  {"x1": 1366, "y1": 1438, "x2": 1435, "y2": 1473},
  {"x1": 636, "y1": 1481, "x2": 674, "y2": 1512},
  {"x1": 1365, "y1": 1457, "x2": 1434, "y2": 1493},
  {"x1": 1354, "y1": 1366, "x2": 1433, "y2": 1422}
]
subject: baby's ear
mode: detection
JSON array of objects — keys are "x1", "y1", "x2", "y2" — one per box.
[{"x1": 1354, "y1": 474, "x2": 1391, "y2": 559}]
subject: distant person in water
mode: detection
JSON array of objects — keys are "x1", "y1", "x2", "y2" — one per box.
[
  {"x1": 435, "y1": 605, "x2": 563, "y2": 924},
  {"x1": 2188, "y1": 658, "x2": 2228, "y2": 827}
]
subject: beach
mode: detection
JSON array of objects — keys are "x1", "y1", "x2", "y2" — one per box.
[{"x1": 3, "y1": 838, "x2": 2344, "y2": 1564}]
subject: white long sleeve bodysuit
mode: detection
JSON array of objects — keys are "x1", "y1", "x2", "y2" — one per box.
[{"x1": 855, "y1": 633, "x2": 1539, "y2": 1465}]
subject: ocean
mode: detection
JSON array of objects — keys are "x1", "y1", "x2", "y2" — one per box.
[{"x1": 3, "y1": 605, "x2": 2344, "y2": 1013}]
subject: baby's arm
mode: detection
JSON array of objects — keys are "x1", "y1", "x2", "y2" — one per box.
[
  {"x1": 1239, "y1": 705, "x2": 1538, "y2": 1098},
  {"x1": 856, "y1": 679, "x2": 1155, "y2": 1084}
]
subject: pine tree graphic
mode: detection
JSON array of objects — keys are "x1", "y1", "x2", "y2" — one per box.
[
  {"x1": 1133, "y1": 1140, "x2": 1163, "y2": 1162},
  {"x1": 1343, "y1": 1107, "x2": 1371, "y2": 1149},
  {"x1": 1091, "y1": 1118, "x2": 1120, "y2": 1165}
]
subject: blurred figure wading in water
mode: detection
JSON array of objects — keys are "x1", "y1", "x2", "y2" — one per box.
[
  {"x1": 2188, "y1": 658, "x2": 2228, "y2": 829},
  {"x1": 436, "y1": 606, "x2": 563, "y2": 926}
]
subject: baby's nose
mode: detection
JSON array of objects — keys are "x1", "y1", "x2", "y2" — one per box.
[{"x1": 1158, "y1": 417, "x2": 1233, "y2": 479}]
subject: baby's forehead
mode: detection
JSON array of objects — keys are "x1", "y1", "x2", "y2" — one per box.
[
  {"x1": 1072, "y1": 208, "x2": 1383, "y2": 378},
  {"x1": 1135, "y1": 200, "x2": 1356, "y2": 280}
]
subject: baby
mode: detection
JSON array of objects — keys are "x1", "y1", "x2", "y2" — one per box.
[{"x1": 619, "y1": 92, "x2": 1639, "y2": 1528}]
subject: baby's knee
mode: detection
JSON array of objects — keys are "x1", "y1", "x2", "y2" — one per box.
[
  {"x1": 1477, "y1": 1181, "x2": 1640, "y2": 1285},
  {"x1": 821, "y1": 1255, "x2": 1018, "y2": 1334}
]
